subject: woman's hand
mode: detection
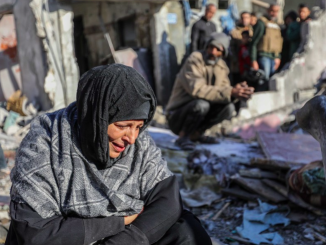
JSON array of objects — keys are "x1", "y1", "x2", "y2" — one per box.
[{"x1": 124, "y1": 207, "x2": 144, "y2": 225}]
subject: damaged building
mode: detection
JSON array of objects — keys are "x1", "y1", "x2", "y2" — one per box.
[{"x1": 0, "y1": 0, "x2": 326, "y2": 117}]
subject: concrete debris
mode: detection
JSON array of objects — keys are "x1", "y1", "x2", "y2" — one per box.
[
  {"x1": 3, "y1": 111, "x2": 19, "y2": 134},
  {"x1": 6, "y1": 90, "x2": 38, "y2": 116},
  {"x1": 187, "y1": 149, "x2": 239, "y2": 186},
  {"x1": 180, "y1": 187, "x2": 222, "y2": 208},
  {"x1": 236, "y1": 200, "x2": 289, "y2": 245},
  {"x1": 30, "y1": 0, "x2": 79, "y2": 110},
  {"x1": 148, "y1": 124, "x2": 326, "y2": 243}
]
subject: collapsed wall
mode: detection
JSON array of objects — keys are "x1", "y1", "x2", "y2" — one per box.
[
  {"x1": 29, "y1": 0, "x2": 79, "y2": 110},
  {"x1": 1, "y1": 0, "x2": 79, "y2": 111}
]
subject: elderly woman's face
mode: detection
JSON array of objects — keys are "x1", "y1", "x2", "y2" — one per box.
[{"x1": 107, "y1": 120, "x2": 144, "y2": 158}]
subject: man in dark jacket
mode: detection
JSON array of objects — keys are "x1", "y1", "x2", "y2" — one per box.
[{"x1": 190, "y1": 4, "x2": 217, "y2": 52}]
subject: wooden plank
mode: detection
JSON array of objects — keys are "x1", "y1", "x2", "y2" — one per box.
[
  {"x1": 233, "y1": 176, "x2": 287, "y2": 203},
  {"x1": 222, "y1": 187, "x2": 264, "y2": 201},
  {"x1": 239, "y1": 168, "x2": 285, "y2": 180},
  {"x1": 262, "y1": 179, "x2": 288, "y2": 197}
]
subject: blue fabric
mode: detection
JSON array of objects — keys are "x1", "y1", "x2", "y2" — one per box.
[
  {"x1": 220, "y1": 3, "x2": 239, "y2": 35},
  {"x1": 182, "y1": 0, "x2": 192, "y2": 26},
  {"x1": 258, "y1": 56, "x2": 275, "y2": 80}
]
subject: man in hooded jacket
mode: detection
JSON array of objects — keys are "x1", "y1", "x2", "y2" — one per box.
[{"x1": 166, "y1": 33, "x2": 254, "y2": 150}]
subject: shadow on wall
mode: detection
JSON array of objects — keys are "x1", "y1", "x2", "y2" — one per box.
[
  {"x1": 0, "y1": 52, "x2": 20, "y2": 101},
  {"x1": 158, "y1": 31, "x2": 179, "y2": 107},
  {"x1": 0, "y1": 14, "x2": 22, "y2": 102}
]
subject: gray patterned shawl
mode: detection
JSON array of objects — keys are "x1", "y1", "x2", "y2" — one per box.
[{"x1": 10, "y1": 103, "x2": 172, "y2": 219}]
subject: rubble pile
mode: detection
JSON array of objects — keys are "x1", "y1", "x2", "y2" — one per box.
[
  {"x1": 0, "y1": 90, "x2": 39, "y2": 150},
  {"x1": 0, "y1": 91, "x2": 41, "y2": 244},
  {"x1": 149, "y1": 125, "x2": 326, "y2": 245}
]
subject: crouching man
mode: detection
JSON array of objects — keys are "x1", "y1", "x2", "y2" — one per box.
[{"x1": 166, "y1": 33, "x2": 254, "y2": 150}]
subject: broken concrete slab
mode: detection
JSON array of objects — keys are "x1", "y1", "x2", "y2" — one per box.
[{"x1": 255, "y1": 132, "x2": 322, "y2": 169}]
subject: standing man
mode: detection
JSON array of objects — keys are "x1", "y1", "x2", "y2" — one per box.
[
  {"x1": 250, "y1": 4, "x2": 283, "y2": 79},
  {"x1": 166, "y1": 33, "x2": 254, "y2": 150},
  {"x1": 230, "y1": 11, "x2": 253, "y2": 84},
  {"x1": 190, "y1": 4, "x2": 217, "y2": 53},
  {"x1": 297, "y1": 3, "x2": 311, "y2": 54}
]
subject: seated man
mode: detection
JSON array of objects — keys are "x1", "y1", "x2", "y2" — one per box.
[{"x1": 166, "y1": 33, "x2": 254, "y2": 150}]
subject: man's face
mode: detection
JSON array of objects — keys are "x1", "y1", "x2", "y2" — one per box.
[
  {"x1": 299, "y1": 7, "x2": 310, "y2": 21},
  {"x1": 241, "y1": 34, "x2": 250, "y2": 45},
  {"x1": 205, "y1": 6, "x2": 217, "y2": 21},
  {"x1": 250, "y1": 16, "x2": 257, "y2": 26},
  {"x1": 241, "y1": 13, "x2": 251, "y2": 27},
  {"x1": 285, "y1": 16, "x2": 293, "y2": 26},
  {"x1": 268, "y1": 5, "x2": 280, "y2": 20},
  {"x1": 206, "y1": 44, "x2": 223, "y2": 61}
]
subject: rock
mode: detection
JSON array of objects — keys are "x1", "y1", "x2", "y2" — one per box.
[
  {"x1": 0, "y1": 212, "x2": 9, "y2": 220},
  {"x1": 208, "y1": 221, "x2": 215, "y2": 231},
  {"x1": 304, "y1": 233, "x2": 315, "y2": 241},
  {"x1": 211, "y1": 237, "x2": 226, "y2": 245},
  {"x1": 0, "y1": 109, "x2": 9, "y2": 128},
  {"x1": 235, "y1": 213, "x2": 242, "y2": 218},
  {"x1": 0, "y1": 225, "x2": 7, "y2": 243},
  {"x1": 6, "y1": 124, "x2": 22, "y2": 137},
  {"x1": 315, "y1": 241, "x2": 324, "y2": 245},
  {"x1": 304, "y1": 228, "x2": 315, "y2": 234}
]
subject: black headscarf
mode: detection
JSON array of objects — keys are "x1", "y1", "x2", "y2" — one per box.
[{"x1": 76, "y1": 64, "x2": 156, "y2": 169}]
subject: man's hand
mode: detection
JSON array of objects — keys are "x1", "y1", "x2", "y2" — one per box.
[
  {"x1": 231, "y1": 82, "x2": 255, "y2": 100},
  {"x1": 252, "y1": 61, "x2": 259, "y2": 70},
  {"x1": 274, "y1": 58, "x2": 281, "y2": 71},
  {"x1": 124, "y1": 207, "x2": 144, "y2": 225}
]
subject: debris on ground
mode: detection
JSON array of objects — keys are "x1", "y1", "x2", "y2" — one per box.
[
  {"x1": 236, "y1": 200, "x2": 290, "y2": 245},
  {"x1": 148, "y1": 123, "x2": 326, "y2": 244}
]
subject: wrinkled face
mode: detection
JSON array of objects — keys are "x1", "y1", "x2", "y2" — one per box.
[
  {"x1": 241, "y1": 13, "x2": 251, "y2": 26},
  {"x1": 107, "y1": 120, "x2": 144, "y2": 158},
  {"x1": 299, "y1": 7, "x2": 310, "y2": 21},
  {"x1": 205, "y1": 6, "x2": 217, "y2": 21},
  {"x1": 268, "y1": 5, "x2": 280, "y2": 20},
  {"x1": 206, "y1": 44, "x2": 224, "y2": 60}
]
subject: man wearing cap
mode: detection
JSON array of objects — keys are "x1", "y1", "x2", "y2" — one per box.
[{"x1": 166, "y1": 33, "x2": 254, "y2": 150}]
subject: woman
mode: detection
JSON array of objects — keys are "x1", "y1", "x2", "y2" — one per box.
[{"x1": 6, "y1": 65, "x2": 211, "y2": 245}]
